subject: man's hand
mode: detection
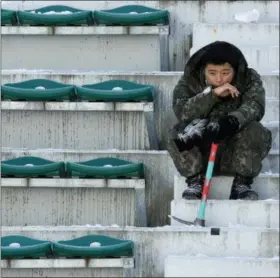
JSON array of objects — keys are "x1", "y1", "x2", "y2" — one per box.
[
  {"x1": 205, "y1": 115, "x2": 240, "y2": 143},
  {"x1": 213, "y1": 83, "x2": 240, "y2": 98}
]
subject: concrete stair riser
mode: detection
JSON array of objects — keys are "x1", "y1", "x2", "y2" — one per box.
[
  {"x1": 170, "y1": 199, "x2": 279, "y2": 228},
  {"x1": 192, "y1": 23, "x2": 279, "y2": 47},
  {"x1": 164, "y1": 255, "x2": 279, "y2": 277}
]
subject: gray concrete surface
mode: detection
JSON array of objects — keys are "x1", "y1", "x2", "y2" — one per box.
[
  {"x1": 2, "y1": 0, "x2": 279, "y2": 70},
  {"x1": 1, "y1": 226, "x2": 279, "y2": 277}
]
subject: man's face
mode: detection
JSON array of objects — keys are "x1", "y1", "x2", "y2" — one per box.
[{"x1": 205, "y1": 62, "x2": 235, "y2": 88}]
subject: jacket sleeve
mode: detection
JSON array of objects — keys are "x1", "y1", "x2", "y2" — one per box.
[
  {"x1": 172, "y1": 74, "x2": 221, "y2": 122},
  {"x1": 229, "y1": 69, "x2": 265, "y2": 129}
]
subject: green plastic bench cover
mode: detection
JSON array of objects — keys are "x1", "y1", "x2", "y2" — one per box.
[
  {"x1": 53, "y1": 235, "x2": 134, "y2": 258},
  {"x1": 1, "y1": 79, "x2": 75, "y2": 101},
  {"x1": 76, "y1": 80, "x2": 154, "y2": 102},
  {"x1": 17, "y1": 5, "x2": 94, "y2": 26},
  {"x1": 66, "y1": 157, "x2": 145, "y2": 178},
  {"x1": 1, "y1": 235, "x2": 52, "y2": 259},
  {"x1": 1, "y1": 156, "x2": 65, "y2": 178},
  {"x1": 94, "y1": 5, "x2": 169, "y2": 26},
  {"x1": 1, "y1": 9, "x2": 18, "y2": 25}
]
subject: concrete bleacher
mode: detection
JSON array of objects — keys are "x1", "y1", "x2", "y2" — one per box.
[{"x1": 1, "y1": 1, "x2": 279, "y2": 277}]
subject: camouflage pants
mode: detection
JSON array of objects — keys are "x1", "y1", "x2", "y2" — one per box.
[{"x1": 167, "y1": 121, "x2": 272, "y2": 178}]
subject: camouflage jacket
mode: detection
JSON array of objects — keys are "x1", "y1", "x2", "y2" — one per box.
[{"x1": 172, "y1": 42, "x2": 265, "y2": 134}]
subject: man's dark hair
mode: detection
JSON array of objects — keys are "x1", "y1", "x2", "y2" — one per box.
[{"x1": 201, "y1": 42, "x2": 242, "y2": 72}]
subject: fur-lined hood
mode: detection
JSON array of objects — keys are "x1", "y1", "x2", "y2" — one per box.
[{"x1": 184, "y1": 41, "x2": 249, "y2": 94}]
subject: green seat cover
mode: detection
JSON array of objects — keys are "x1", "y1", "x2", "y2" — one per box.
[
  {"x1": 53, "y1": 235, "x2": 134, "y2": 258},
  {"x1": 66, "y1": 157, "x2": 144, "y2": 178},
  {"x1": 1, "y1": 156, "x2": 65, "y2": 178},
  {"x1": 94, "y1": 5, "x2": 169, "y2": 26},
  {"x1": 1, "y1": 9, "x2": 18, "y2": 25},
  {"x1": 17, "y1": 5, "x2": 94, "y2": 26},
  {"x1": 1, "y1": 79, "x2": 75, "y2": 101},
  {"x1": 1, "y1": 235, "x2": 52, "y2": 259},
  {"x1": 76, "y1": 80, "x2": 154, "y2": 102}
]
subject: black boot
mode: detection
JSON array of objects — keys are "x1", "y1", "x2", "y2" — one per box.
[
  {"x1": 182, "y1": 173, "x2": 204, "y2": 200},
  {"x1": 229, "y1": 174, "x2": 259, "y2": 200}
]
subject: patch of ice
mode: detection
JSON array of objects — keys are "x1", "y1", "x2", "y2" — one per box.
[
  {"x1": 234, "y1": 9, "x2": 260, "y2": 23},
  {"x1": 111, "y1": 224, "x2": 119, "y2": 227}
]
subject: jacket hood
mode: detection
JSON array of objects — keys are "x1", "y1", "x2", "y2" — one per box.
[{"x1": 184, "y1": 41, "x2": 249, "y2": 92}]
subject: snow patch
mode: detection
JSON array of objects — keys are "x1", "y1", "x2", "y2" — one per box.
[
  {"x1": 234, "y1": 9, "x2": 260, "y2": 23},
  {"x1": 30, "y1": 11, "x2": 73, "y2": 15},
  {"x1": 177, "y1": 119, "x2": 208, "y2": 142}
]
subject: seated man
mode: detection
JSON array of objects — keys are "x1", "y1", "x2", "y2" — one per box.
[{"x1": 167, "y1": 41, "x2": 272, "y2": 201}]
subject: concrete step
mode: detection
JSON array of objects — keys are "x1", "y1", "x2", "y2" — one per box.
[
  {"x1": 2, "y1": 26, "x2": 169, "y2": 71},
  {"x1": 192, "y1": 23, "x2": 279, "y2": 48},
  {"x1": 174, "y1": 173, "x2": 279, "y2": 201},
  {"x1": 1, "y1": 71, "x2": 279, "y2": 150},
  {"x1": 1, "y1": 149, "x2": 278, "y2": 227},
  {"x1": 1, "y1": 226, "x2": 279, "y2": 277},
  {"x1": 2, "y1": 258, "x2": 134, "y2": 278},
  {"x1": 1, "y1": 148, "x2": 279, "y2": 226},
  {"x1": 1, "y1": 178, "x2": 146, "y2": 227},
  {"x1": 164, "y1": 255, "x2": 279, "y2": 277},
  {"x1": 3, "y1": 226, "x2": 280, "y2": 276},
  {"x1": 2, "y1": 1, "x2": 279, "y2": 71},
  {"x1": 170, "y1": 199, "x2": 279, "y2": 228},
  {"x1": 1, "y1": 98, "x2": 278, "y2": 149},
  {"x1": 190, "y1": 45, "x2": 279, "y2": 73},
  {"x1": 1, "y1": 149, "x2": 174, "y2": 227}
]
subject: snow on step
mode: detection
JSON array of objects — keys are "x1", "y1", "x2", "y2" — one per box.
[
  {"x1": 164, "y1": 255, "x2": 279, "y2": 277},
  {"x1": 192, "y1": 23, "x2": 279, "y2": 47},
  {"x1": 171, "y1": 199, "x2": 279, "y2": 228},
  {"x1": 174, "y1": 173, "x2": 279, "y2": 201},
  {"x1": 190, "y1": 45, "x2": 279, "y2": 73}
]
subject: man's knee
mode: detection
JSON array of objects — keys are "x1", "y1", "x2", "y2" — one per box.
[
  {"x1": 167, "y1": 131, "x2": 205, "y2": 177},
  {"x1": 235, "y1": 121, "x2": 272, "y2": 154}
]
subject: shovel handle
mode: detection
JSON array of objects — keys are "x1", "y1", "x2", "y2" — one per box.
[{"x1": 196, "y1": 143, "x2": 219, "y2": 221}]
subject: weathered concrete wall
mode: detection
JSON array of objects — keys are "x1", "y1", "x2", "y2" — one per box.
[
  {"x1": 1, "y1": 226, "x2": 279, "y2": 277},
  {"x1": 1, "y1": 187, "x2": 136, "y2": 226},
  {"x1": 2, "y1": 0, "x2": 279, "y2": 70},
  {"x1": 2, "y1": 29, "x2": 162, "y2": 70},
  {"x1": 164, "y1": 255, "x2": 279, "y2": 277}
]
